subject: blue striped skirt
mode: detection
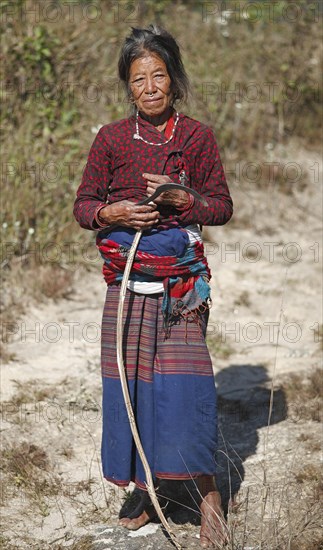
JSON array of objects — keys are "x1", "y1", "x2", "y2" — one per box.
[{"x1": 101, "y1": 285, "x2": 217, "y2": 489}]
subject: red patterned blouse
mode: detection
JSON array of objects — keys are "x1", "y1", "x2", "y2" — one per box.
[{"x1": 73, "y1": 111, "x2": 233, "y2": 231}]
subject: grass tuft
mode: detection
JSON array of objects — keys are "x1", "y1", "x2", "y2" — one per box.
[
  {"x1": 32, "y1": 265, "x2": 74, "y2": 300},
  {"x1": 206, "y1": 332, "x2": 234, "y2": 360},
  {"x1": 282, "y1": 367, "x2": 322, "y2": 422},
  {"x1": 2, "y1": 442, "x2": 49, "y2": 477}
]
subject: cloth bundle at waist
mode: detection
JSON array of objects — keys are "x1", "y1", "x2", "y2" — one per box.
[{"x1": 96, "y1": 226, "x2": 212, "y2": 335}]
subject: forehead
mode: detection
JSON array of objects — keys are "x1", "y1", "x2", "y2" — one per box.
[{"x1": 129, "y1": 53, "x2": 168, "y2": 76}]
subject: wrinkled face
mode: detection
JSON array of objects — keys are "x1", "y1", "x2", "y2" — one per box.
[{"x1": 129, "y1": 52, "x2": 173, "y2": 117}]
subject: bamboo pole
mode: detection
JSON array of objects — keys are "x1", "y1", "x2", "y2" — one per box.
[
  {"x1": 116, "y1": 229, "x2": 182, "y2": 550},
  {"x1": 115, "y1": 184, "x2": 207, "y2": 548}
]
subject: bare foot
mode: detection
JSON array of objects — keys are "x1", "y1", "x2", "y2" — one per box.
[
  {"x1": 118, "y1": 489, "x2": 156, "y2": 531},
  {"x1": 119, "y1": 509, "x2": 153, "y2": 530},
  {"x1": 198, "y1": 477, "x2": 228, "y2": 548}
]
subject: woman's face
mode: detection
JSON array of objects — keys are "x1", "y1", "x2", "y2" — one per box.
[{"x1": 129, "y1": 52, "x2": 173, "y2": 117}]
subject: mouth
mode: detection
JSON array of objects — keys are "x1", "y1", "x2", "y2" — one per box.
[{"x1": 144, "y1": 98, "x2": 162, "y2": 103}]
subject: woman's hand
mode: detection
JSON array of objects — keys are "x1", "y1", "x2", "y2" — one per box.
[
  {"x1": 143, "y1": 173, "x2": 190, "y2": 209},
  {"x1": 98, "y1": 200, "x2": 160, "y2": 231}
]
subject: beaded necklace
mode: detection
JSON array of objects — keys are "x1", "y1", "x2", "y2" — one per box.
[{"x1": 133, "y1": 110, "x2": 179, "y2": 146}]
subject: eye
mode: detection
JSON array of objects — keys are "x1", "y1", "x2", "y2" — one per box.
[{"x1": 132, "y1": 77, "x2": 144, "y2": 84}]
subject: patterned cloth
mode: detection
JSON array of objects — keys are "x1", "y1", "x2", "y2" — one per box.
[
  {"x1": 98, "y1": 225, "x2": 190, "y2": 256},
  {"x1": 96, "y1": 226, "x2": 211, "y2": 334},
  {"x1": 73, "y1": 111, "x2": 233, "y2": 231},
  {"x1": 73, "y1": 111, "x2": 233, "y2": 491},
  {"x1": 101, "y1": 285, "x2": 218, "y2": 489}
]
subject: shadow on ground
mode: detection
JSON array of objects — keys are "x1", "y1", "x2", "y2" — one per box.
[
  {"x1": 215, "y1": 363, "x2": 287, "y2": 512},
  {"x1": 121, "y1": 364, "x2": 287, "y2": 525},
  {"x1": 89, "y1": 364, "x2": 288, "y2": 548},
  {"x1": 165, "y1": 363, "x2": 287, "y2": 523}
]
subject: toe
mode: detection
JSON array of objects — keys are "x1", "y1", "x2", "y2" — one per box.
[
  {"x1": 125, "y1": 518, "x2": 145, "y2": 531},
  {"x1": 119, "y1": 517, "x2": 131, "y2": 527},
  {"x1": 121, "y1": 511, "x2": 151, "y2": 531}
]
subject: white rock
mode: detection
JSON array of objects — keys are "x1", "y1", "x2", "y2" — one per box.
[{"x1": 127, "y1": 523, "x2": 159, "y2": 537}]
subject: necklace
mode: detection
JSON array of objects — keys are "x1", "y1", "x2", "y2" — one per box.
[{"x1": 133, "y1": 110, "x2": 179, "y2": 146}]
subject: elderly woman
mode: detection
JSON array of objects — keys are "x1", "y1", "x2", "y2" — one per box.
[{"x1": 74, "y1": 25, "x2": 233, "y2": 548}]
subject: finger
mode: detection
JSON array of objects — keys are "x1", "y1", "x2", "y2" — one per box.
[
  {"x1": 133, "y1": 219, "x2": 159, "y2": 230},
  {"x1": 129, "y1": 201, "x2": 156, "y2": 210},
  {"x1": 142, "y1": 173, "x2": 171, "y2": 184},
  {"x1": 123, "y1": 201, "x2": 156, "y2": 212},
  {"x1": 145, "y1": 191, "x2": 164, "y2": 204},
  {"x1": 133, "y1": 204, "x2": 158, "y2": 213},
  {"x1": 145, "y1": 180, "x2": 159, "y2": 189},
  {"x1": 134, "y1": 212, "x2": 160, "y2": 222},
  {"x1": 146, "y1": 183, "x2": 160, "y2": 197},
  {"x1": 142, "y1": 173, "x2": 159, "y2": 181},
  {"x1": 132, "y1": 208, "x2": 159, "y2": 218}
]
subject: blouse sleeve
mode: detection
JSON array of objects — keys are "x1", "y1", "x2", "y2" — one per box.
[
  {"x1": 176, "y1": 126, "x2": 233, "y2": 226},
  {"x1": 73, "y1": 128, "x2": 113, "y2": 230}
]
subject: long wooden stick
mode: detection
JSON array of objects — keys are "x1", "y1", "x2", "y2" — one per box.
[
  {"x1": 116, "y1": 229, "x2": 182, "y2": 550},
  {"x1": 115, "y1": 184, "x2": 207, "y2": 548}
]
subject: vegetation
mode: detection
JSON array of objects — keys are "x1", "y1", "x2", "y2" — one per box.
[
  {"x1": 1, "y1": 0, "x2": 321, "y2": 270},
  {"x1": 282, "y1": 366, "x2": 322, "y2": 422},
  {"x1": 0, "y1": 4, "x2": 321, "y2": 546},
  {"x1": 1, "y1": 0, "x2": 321, "y2": 353}
]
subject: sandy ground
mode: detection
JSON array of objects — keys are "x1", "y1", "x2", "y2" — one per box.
[{"x1": 1, "y1": 145, "x2": 322, "y2": 549}]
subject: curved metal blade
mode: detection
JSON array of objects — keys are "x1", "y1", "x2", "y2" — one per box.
[{"x1": 138, "y1": 182, "x2": 208, "y2": 207}]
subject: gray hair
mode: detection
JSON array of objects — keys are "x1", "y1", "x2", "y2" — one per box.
[{"x1": 118, "y1": 25, "x2": 190, "y2": 106}]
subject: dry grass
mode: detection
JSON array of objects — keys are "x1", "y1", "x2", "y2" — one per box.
[
  {"x1": 0, "y1": 376, "x2": 101, "y2": 429},
  {"x1": 0, "y1": 536, "x2": 20, "y2": 550},
  {"x1": 1, "y1": 0, "x2": 321, "y2": 267},
  {"x1": 0, "y1": 273, "x2": 25, "y2": 360},
  {"x1": 0, "y1": 378, "x2": 63, "y2": 426},
  {"x1": 0, "y1": 265, "x2": 75, "y2": 360},
  {"x1": 0, "y1": 375, "x2": 108, "y2": 532},
  {"x1": 0, "y1": 342, "x2": 16, "y2": 363},
  {"x1": 234, "y1": 290, "x2": 251, "y2": 308},
  {"x1": 7, "y1": 379, "x2": 59, "y2": 406},
  {"x1": 206, "y1": 332, "x2": 234, "y2": 360},
  {"x1": 0, "y1": 441, "x2": 63, "y2": 516},
  {"x1": 295, "y1": 464, "x2": 322, "y2": 488},
  {"x1": 297, "y1": 433, "x2": 321, "y2": 452},
  {"x1": 290, "y1": 539, "x2": 323, "y2": 550},
  {"x1": 2, "y1": 442, "x2": 49, "y2": 475},
  {"x1": 0, "y1": 436, "x2": 108, "y2": 527},
  {"x1": 226, "y1": 473, "x2": 322, "y2": 550},
  {"x1": 0, "y1": 534, "x2": 94, "y2": 550},
  {"x1": 287, "y1": 464, "x2": 323, "y2": 550},
  {"x1": 0, "y1": 2, "x2": 322, "y2": 548},
  {"x1": 1, "y1": 0, "x2": 321, "y2": 358},
  {"x1": 313, "y1": 323, "x2": 323, "y2": 351},
  {"x1": 57, "y1": 537, "x2": 94, "y2": 550},
  {"x1": 282, "y1": 367, "x2": 322, "y2": 422},
  {"x1": 1, "y1": 442, "x2": 54, "y2": 487},
  {"x1": 31, "y1": 265, "x2": 74, "y2": 300}
]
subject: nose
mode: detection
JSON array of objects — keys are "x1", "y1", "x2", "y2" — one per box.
[{"x1": 145, "y1": 77, "x2": 157, "y2": 95}]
